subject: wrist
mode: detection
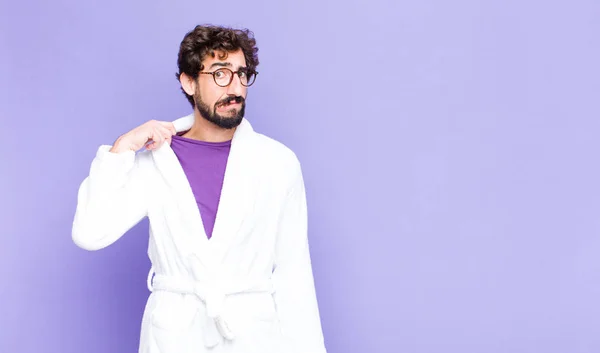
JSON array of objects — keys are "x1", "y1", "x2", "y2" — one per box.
[{"x1": 109, "y1": 137, "x2": 132, "y2": 153}]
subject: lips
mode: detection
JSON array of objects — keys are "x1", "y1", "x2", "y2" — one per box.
[
  {"x1": 217, "y1": 97, "x2": 243, "y2": 110},
  {"x1": 217, "y1": 102, "x2": 239, "y2": 110}
]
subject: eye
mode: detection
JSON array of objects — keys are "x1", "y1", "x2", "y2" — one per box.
[
  {"x1": 215, "y1": 70, "x2": 226, "y2": 78},
  {"x1": 238, "y1": 71, "x2": 247, "y2": 78}
]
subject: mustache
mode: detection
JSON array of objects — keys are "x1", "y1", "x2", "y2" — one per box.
[{"x1": 216, "y1": 96, "x2": 245, "y2": 107}]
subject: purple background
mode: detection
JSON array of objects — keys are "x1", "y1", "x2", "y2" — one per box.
[{"x1": 1, "y1": 0, "x2": 600, "y2": 352}]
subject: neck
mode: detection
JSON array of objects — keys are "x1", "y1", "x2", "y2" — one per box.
[{"x1": 181, "y1": 110, "x2": 236, "y2": 142}]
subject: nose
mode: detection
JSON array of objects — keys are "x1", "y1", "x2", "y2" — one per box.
[{"x1": 226, "y1": 73, "x2": 244, "y2": 96}]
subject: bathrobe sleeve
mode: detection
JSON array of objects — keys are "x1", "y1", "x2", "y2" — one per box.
[
  {"x1": 272, "y1": 159, "x2": 327, "y2": 353},
  {"x1": 72, "y1": 145, "x2": 149, "y2": 251}
]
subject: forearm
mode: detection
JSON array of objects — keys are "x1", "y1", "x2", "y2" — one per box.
[{"x1": 72, "y1": 145, "x2": 148, "y2": 250}]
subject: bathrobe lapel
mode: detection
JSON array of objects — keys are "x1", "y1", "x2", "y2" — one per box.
[{"x1": 150, "y1": 114, "x2": 259, "y2": 272}]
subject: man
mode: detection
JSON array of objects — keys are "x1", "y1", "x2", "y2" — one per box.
[{"x1": 72, "y1": 24, "x2": 327, "y2": 353}]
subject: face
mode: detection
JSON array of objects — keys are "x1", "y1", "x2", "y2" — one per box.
[{"x1": 184, "y1": 49, "x2": 249, "y2": 129}]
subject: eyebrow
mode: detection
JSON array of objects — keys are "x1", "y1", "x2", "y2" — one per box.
[
  {"x1": 209, "y1": 62, "x2": 249, "y2": 71},
  {"x1": 209, "y1": 62, "x2": 232, "y2": 69}
]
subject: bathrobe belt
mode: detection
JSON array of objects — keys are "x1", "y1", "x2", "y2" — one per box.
[{"x1": 147, "y1": 267, "x2": 274, "y2": 348}]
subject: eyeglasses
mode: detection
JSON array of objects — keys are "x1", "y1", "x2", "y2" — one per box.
[{"x1": 199, "y1": 68, "x2": 258, "y2": 87}]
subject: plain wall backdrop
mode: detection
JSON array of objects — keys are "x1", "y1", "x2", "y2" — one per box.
[{"x1": 1, "y1": 0, "x2": 600, "y2": 352}]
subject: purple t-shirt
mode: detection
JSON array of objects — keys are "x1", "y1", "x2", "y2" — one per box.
[{"x1": 170, "y1": 134, "x2": 231, "y2": 239}]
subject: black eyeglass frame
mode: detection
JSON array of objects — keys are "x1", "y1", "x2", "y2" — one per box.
[{"x1": 199, "y1": 68, "x2": 258, "y2": 87}]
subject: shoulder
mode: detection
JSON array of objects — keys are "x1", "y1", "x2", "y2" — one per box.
[
  {"x1": 136, "y1": 149, "x2": 154, "y2": 165},
  {"x1": 243, "y1": 126, "x2": 304, "y2": 194},
  {"x1": 251, "y1": 132, "x2": 302, "y2": 174},
  {"x1": 95, "y1": 145, "x2": 154, "y2": 168}
]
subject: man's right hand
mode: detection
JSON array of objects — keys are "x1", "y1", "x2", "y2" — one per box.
[{"x1": 109, "y1": 120, "x2": 177, "y2": 153}]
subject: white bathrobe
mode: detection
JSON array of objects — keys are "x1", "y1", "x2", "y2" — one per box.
[{"x1": 72, "y1": 114, "x2": 327, "y2": 353}]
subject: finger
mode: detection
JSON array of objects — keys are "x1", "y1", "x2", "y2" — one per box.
[
  {"x1": 146, "y1": 133, "x2": 158, "y2": 149},
  {"x1": 156, "y1": 125, "x2": 172, "y2": 139},
  {"x1": 160, "y1": 121, "x2": 177, "y2": 136},
  {"x1": 160, "y1": 128, "x2": 174, "y2": 145},
  {"x1": 152, "y1": 128, "x2": 165, "y2": 148},
  {"x1": 155, "y1": 127, "x2": 171, "y2": 147}
]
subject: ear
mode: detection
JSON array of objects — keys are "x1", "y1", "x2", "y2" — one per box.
[{"x1": 179, "y1": 73, "x2": 196, "y2": 96}]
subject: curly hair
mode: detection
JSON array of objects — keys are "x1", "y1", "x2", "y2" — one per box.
[{"x1": 175, "y1": 24, "x2": 259, "y2": 107}]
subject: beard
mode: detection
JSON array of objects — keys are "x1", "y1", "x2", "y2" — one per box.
[{"x1": 194, "y1": 89, "x2": 245, "y2": 130}]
